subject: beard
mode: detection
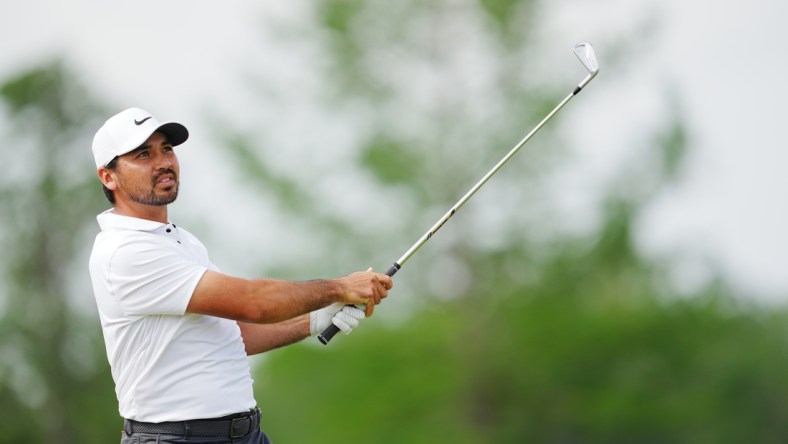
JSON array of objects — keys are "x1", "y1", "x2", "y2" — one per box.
[{"x1": 119, "y1": 169, "x2": 179, "y2": 206}]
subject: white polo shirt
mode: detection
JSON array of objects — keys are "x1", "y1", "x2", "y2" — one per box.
[{"x1": 89, "y1": 209, "x2": 256, "y2": 422}]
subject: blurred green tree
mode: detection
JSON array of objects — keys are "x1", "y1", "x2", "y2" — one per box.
[
  {"x1": 208, "y1": 1, "x2": 788, "y2": 443},
  {"x1": 0, "y1": 62, "x2": 118, "y2": 444}
]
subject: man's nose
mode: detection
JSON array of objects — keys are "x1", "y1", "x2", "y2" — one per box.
[{"x1": 154, "y1": 152, "x2": 173, "y2": 169}]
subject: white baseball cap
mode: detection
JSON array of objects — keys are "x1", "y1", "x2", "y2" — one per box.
[{"x1": 92, "y1": 107, "x2": 189, "y2": 168}]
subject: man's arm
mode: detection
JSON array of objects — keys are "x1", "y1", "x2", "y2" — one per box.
[
  {"x1": 236, "y1": 304, "x2": 366, "y2": 355},
  {"x1": 237, "y1": 316, "x2": 310, "y2": 355},
  {"x1": 186, "y1": 269, "x2": 392, "y2": 323}
]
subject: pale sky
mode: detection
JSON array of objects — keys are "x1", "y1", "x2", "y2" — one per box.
[{"x1": 2, "y1": 0, "x2": 786, "y2": 302}]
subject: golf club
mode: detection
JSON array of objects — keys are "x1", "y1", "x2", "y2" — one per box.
[{"x1": 319, "y1": 42, "x2": 600, "y2": 345}]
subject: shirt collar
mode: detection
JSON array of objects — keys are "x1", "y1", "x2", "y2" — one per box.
[{"x1": 97, "y1": 208, "x2": 172, "y2": 233}]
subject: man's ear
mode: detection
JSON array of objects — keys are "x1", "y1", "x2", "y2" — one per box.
[{"x1": 98, "y1": 167, "x2": 118, "y2": 191}]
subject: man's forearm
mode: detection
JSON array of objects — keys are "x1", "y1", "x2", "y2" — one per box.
[
  {"x1": 189, "y1": 271, "x2": 344, "y2": 324},
  {"x1": 249, "y1": 279, "x2": 342, "y2": 322},
  {"x1": 189, "y1": 269, "x2": 390, "y2": 324},
  {"x1": 237, "y1": 315, "x2": 310, "y2": 355}
]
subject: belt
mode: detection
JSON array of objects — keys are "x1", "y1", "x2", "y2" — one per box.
[{"x1": 124, "y1": 407, "x2": 261, "y2": 439}]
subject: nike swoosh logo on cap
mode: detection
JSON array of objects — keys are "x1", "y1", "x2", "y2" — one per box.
[{"x1": 134, "y1": 117, "x2": 152, "y2": 125}]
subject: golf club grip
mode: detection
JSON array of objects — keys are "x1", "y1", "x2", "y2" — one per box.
[{"x1": 317, "y1": 263, "x2": 400, "y2": 345}]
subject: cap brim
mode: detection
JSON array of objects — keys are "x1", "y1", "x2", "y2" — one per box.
[{"x1": 157, "y1": 122, "x2": 189, "y2": 146}]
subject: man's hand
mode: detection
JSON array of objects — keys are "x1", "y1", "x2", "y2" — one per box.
[
  {"x1": 332, "y1": 305, "x2": 365, "y2": 334},
  {"x1": 309, "y1": 303, "x2": 366, "y2": 336},
  {"x1": 333, "y1": 268, "x2": 393, "y2": 317},
  {"x1": 310, "y1": 303, "x2": 342, "y2": 336}
]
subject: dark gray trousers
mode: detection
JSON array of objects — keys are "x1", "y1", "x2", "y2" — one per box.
[{"x1": 120, "y1": 429, "x2": 272, "y2": 444}]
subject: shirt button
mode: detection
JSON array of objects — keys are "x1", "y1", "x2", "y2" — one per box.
[{"x1": 166, "y1": 228, "x2": 172, "y2": 233}]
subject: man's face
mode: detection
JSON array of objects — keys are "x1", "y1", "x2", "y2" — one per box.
[{"x1": 111, "y1": 131, "x2": 180, "y2": 206}]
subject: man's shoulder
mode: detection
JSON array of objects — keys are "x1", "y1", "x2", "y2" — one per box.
[
  {"x1": 90, "y1": 228, "x2": 172, "y2": 272},
  {"x1": 93, "y1": 225, "x2": 160, "y2": 249}
]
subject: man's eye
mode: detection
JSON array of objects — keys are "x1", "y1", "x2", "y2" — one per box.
[
  {"x1": 163, "y1": 146, "x2": 174, "y2": 152},
  {"x1": 137, "y1": 151, "x2": 150, "y2": 158}
]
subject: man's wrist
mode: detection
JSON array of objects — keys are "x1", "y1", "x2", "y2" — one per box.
[
  {"x1": 301, "y1": 313, "x2": 313, "y2": 337},
  {"x1": 326, "y1": 278, "x2": 346, "y2": 304}
]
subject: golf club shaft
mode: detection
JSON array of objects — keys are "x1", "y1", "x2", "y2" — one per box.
[{"x1": 318, "y1": 72, "x2": 596, "y2": 345}]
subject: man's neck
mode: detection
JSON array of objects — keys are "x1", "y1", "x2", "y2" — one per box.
[{"x1": 113, "y1": 201, "x2": 169, "y2": 224}]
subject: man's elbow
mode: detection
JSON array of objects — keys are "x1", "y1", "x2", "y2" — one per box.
[
  {"x1": 192, "y1": 273, "x2": 294, "y2": 324},
  {"x1": 238, "y1": 305, "x2": 274, "y2": 324},
  {"x1": 237, "y1": 296, "x2": 285, "y2": 324}
]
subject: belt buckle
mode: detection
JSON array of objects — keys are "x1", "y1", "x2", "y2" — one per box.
[{"x1": 229, "y1": 417, "x2": 248, "y2": 439}]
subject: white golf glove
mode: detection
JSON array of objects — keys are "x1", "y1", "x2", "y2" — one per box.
[{"x1": 310, "y1": 303, "x2": 366, "y2": 336}]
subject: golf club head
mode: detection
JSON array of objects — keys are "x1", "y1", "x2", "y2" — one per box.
[{"x1": 574, "y1": 43, "x2": 599, "y2": 74}]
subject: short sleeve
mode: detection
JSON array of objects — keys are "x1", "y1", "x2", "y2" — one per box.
[{"x1": 107, "y1": 237, "x2": 207, "y2": 316}]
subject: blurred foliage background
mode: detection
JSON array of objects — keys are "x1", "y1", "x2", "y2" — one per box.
[{"x1": 1, "y1": 1, "x2": 787, "y2": 443}]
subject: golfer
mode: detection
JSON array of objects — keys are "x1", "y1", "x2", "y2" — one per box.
[{"x1": 88, "y1": 107, "x2": 392, "y2": 444}]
